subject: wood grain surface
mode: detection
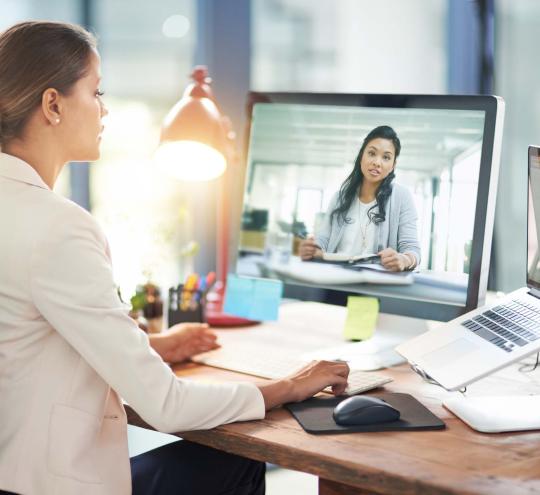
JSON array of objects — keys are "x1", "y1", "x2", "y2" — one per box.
[{"x1": 126, "y1": 361, "x2": 540, "y2": 495}]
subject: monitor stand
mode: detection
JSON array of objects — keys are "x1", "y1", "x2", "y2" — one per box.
[{"x1": 300, "y1": 309, "x2": 434, "y2": 371}]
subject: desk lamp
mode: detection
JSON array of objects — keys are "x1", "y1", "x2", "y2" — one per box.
[
  {"x1": 155, "y1": 66, "x2": 256, "y2": 326},
  {"x1": 155, "y1": 66, "x2": 229, "y2": 181}
]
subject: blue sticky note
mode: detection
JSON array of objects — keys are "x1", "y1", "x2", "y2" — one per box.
[
  {"x1": 223, "y1": 275, "x2": 253, "y2": 317},
  {"x1": 224, "y1": 275, "x2": 283, "y2": 321}
]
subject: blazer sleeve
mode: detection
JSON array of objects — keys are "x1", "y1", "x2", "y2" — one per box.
[
  {"x1": 29, "y1": 203, "x2": 265, "y2": 434},
  {"x1": 396, "y1": 187, "x2": 421, "y2": 265},
  {"x1": 315, "y1": 192, "x2": 339, "y2": 251}
]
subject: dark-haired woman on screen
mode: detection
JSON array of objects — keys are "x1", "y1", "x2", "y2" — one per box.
[{"x1": 299, "y1": 125, "x2": 420, "y2": 272}]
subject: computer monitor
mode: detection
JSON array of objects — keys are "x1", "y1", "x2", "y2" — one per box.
[{"x1": 235, "y1": 93, "x2": 504, "y2": 321}]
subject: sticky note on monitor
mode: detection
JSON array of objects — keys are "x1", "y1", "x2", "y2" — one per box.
[
  {"x1": 224, "y1": 275, "x2": 283, "y2": 321},
  {"x1": 343, "y1": 296, "x2": 379, "y2": 341}
]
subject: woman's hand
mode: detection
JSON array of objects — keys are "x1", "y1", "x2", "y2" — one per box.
[
  {"x1": 256, "y1": 360, "x2": 349, "y2": 410},
  {"x1": 378, "y1": 248, "x2": 413, "y2": 272},
  {"x1": 286, "y1": 360, "x2": 350, "y2": 400},
  {"x1": 299, "y1": 236, "x2": 323, "y2": 261},
  {"x1": 149, "y1": 323, "x2": 220, "y2": 364}
]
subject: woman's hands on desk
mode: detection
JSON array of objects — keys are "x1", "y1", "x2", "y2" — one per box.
[
  {"x1": 378, "y1": 248, "x2": 415, "y2": 272},
  {"x1": 287, "y1": 360, "x2": 350, "y2": 398},
  {"x1": 299, "y1": 236, "x2": 323, "y2": 261},
  {"x1": 257, "y1": 360, "x2": 350, "y2": 410},
  {"x1": 149, "y1": 323, "x2": 220, "y2": 364}
]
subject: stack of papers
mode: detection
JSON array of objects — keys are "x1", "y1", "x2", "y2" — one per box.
[{"x1": 270, "y1": 259, "x2": 413, "y2": 285}]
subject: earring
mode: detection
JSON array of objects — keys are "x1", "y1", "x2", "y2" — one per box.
[{"x1": 56, "y1": 119, "x2": 60, "y2": 124}]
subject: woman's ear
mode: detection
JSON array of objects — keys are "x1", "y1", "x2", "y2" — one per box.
[{"x1": 41, "y1": 88, "x2": 62, "y2": 126}]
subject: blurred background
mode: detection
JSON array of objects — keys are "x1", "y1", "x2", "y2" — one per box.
[{"x1": 1, "y1": 0, "x2": 534, "y2": 299}]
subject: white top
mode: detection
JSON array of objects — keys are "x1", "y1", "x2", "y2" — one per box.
[
  {"x1": 336, "y1": 198, "x2": 377, "y2": 255},
  {"x1": 0, "y1": 152, "x2": 265, "y2": 495}
]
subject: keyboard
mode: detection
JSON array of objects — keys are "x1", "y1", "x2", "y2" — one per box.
[
  {"x1": 192, "y1": 348, "x2": 392, "y2": 396},
  {"x1": 461, "y1": 298, "x2": 540, "y2": 353},
  {"x1": 323, "y1": 370, "x2": 392, "y2": 396}
]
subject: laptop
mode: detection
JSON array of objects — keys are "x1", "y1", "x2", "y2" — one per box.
[{"x1": 396, "y1": 145, "x2": 540, "y2": 391}]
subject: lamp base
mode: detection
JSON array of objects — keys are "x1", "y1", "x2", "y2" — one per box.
[{"x1": 205, "y1": 282, "x2": 259, "y2": 327}]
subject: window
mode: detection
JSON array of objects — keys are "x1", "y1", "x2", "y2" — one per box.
[{"x1": 90, "y1": 0, "x2": 197, "y2": 297}]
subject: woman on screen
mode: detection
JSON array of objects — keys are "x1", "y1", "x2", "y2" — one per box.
[
  {"x1": 0, "y1": 21, "x2": 349, "y2": 495},
  {"x1": 299, "y1": 125, "x2": 420, "y2": 271}
]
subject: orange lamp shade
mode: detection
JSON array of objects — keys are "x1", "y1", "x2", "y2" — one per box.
[{"x1": 156, "y1": 66, "x2": 228, "y2": 181}]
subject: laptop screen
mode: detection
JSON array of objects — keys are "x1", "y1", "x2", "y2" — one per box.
[{"x1": 528, "y1": 146, "x2": 540, "y2": 289}]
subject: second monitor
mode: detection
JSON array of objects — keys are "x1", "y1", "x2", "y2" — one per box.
[{"x1": 236, "y1": 93, "x2": 504, "y2": 321}]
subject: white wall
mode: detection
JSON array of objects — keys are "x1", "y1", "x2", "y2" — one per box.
[
  {"x1": 494, "y1": 0, "x2": 540, "y2": 290},
  {"x1": 252, "y1": 0, "x2": 447, "y2": 93}
]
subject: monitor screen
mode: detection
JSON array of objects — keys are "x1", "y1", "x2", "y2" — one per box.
[{"x1": 235, "y1": 93, "x2": 504, "y2": 321}]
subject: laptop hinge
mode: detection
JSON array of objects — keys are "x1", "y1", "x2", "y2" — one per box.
[{"x1": 528, "y1": 287, "x2": 540, "y2": 299}]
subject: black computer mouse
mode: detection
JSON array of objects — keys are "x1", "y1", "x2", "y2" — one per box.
[{"x1": 332, "y1": 396, "x2": 400, "y2": 426}]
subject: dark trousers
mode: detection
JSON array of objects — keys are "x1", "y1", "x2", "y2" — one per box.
[{"x1": 131, "y1": 440, "x2": 266, "y2": 495}]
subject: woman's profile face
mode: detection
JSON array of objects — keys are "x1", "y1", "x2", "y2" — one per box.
[
  {"x1": 359, "y1": 137, "x2": 396, "y2": 185},
  {"x1": 59, "y1": 49, "x2": 108, "y2": 162}
]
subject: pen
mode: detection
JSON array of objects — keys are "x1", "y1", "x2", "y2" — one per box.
[
  {"x1": 181, "y1": 273, "x2": 198, "y2": 311},
  {"x1": 205, "y1": 271, "x2": 216, "y2": 293},
  {"x1": 189, "y1": 274, "x2": 200, "y2": 310},
  {"x1": 296, "y1": 232, "x2": 321, "y2": 247}
]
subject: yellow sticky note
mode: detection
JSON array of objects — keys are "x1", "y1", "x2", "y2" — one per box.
[{"x1": 343, "y1": 296, "x2": 379, "y2": 341}]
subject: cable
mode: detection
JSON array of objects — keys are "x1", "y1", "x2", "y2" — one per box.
[
  {"x1": 518, "y1": 352, "x2": 540, "y2": 373},
  {"x1": 410, "y1": 363, "x2": 468, "y2": 395},
  {"x1": 409, "y1": 363, "x2": 442, "y2": 387}
]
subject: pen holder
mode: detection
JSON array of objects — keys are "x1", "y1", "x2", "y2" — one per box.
[{"x1": 168, "y1": 285, "x2": 205, "y2": 326}]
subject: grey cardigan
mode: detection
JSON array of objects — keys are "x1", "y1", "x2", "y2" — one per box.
[{"x1": 315, "y1": 183, "x2": 421, "y2": 264}]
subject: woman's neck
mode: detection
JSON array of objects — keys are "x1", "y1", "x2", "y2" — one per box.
[
  {"x1": 3, "y1": 137, "x2": 65, "y2": 189},
  {"x1": 359, "y1": 181, "x2": 378, "y2": 203}
]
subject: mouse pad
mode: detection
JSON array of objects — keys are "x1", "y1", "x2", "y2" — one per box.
[{"x1": 285, "y1": 392, "x2": 445, "y2": 434}]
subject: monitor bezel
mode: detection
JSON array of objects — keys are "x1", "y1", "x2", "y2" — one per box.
[
  {"x1": 238, "y1": 92, "x2": 504, "y2": 321},
  {"x1": 527, "y1": 145, "x2": 540, "y2": 290}
]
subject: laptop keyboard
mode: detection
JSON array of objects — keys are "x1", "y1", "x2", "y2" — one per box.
[{"x1": 461, "y1": 298, "x2": 540, "y2": 352}]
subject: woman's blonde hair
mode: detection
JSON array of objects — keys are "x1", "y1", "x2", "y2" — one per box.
[{"x1": 0, "y1": 21, "x2": 96, "y2": 148}]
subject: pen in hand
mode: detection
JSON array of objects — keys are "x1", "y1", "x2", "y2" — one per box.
[{"x1": 298, "y1": 233, "x2": 322, "y2": 260}]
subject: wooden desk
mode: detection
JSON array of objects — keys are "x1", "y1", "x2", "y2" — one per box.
[
  {"x1": 128, "y1": 299, "x2": 540, "y2": 494},
  {"x1": 127, "y1": 359, "x2": 540, "y2": 495}
]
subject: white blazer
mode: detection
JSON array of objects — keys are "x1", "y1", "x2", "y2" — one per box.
[{"x1": 0, "y1": 153, "x2": 265, "y2": 495}]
